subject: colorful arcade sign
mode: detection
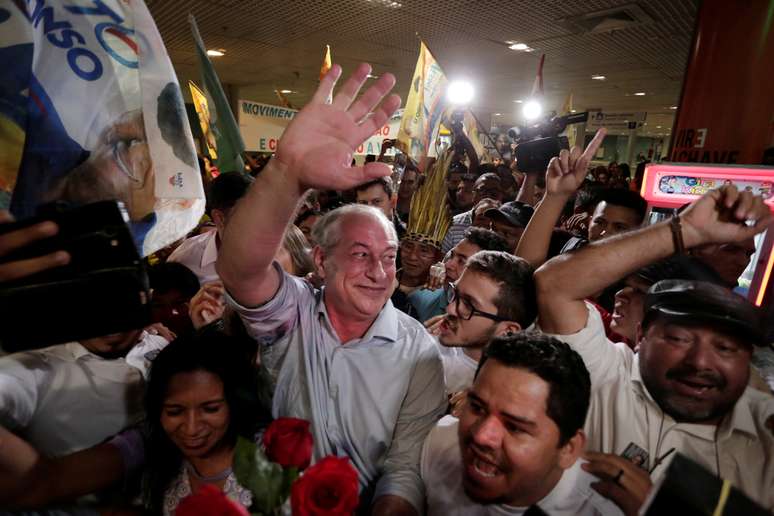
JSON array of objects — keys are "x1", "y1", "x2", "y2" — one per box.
[
  {"x1": 641, "y1": 163, "x2": 774, "y2": 306},
  {"x1": 641, "y1": 163, "x2": 774, "y2": 211}
]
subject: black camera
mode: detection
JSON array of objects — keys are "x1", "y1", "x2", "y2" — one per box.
[
  {"x1": 0, "y1": 201, "x2": 151, "y2": 351},
  {"x1": 508, "y1": 111, "x2": 589, "y2": 174}
]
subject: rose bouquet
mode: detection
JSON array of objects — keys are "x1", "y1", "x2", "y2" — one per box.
[{"x1": 177, "y1": 417, "x2": 359, "y2": 516}]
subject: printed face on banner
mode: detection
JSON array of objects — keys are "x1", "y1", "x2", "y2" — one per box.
[{"x1": 0, "y1": 1, "x2": 204, "y2": 256}]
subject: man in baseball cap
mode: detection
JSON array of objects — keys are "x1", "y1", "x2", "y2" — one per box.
[
  {"x1": 535, "y1": 182, "x2": 774, "y2": 513},
  {"x1": 485, "y1": 201, "x2": 534, "y2": 252}
]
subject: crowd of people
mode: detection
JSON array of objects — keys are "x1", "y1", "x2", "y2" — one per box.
[{"x1": 0, "y1": 62, "x2": 773, "y2": 516}]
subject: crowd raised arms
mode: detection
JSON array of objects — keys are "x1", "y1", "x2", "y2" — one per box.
[{"x1": 0, "y1": 61, "x2": 773, "y2": 516}]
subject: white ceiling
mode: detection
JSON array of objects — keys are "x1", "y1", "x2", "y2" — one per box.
[{"x1": 148, "y1": 0, "x2": 699, "y2": 138}]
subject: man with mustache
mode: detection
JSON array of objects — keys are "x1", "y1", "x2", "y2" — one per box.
[
  {"x1": 434, "y1": 250, "x2": 536, "y2": 394},
  {"x1": 534, "y1": 182, "x2": 774, "y2": 511},
  {"x1": 421, "y1": 333, "x2": 622, "y2": 515}
]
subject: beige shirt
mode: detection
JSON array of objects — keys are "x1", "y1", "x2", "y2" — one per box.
[
  {"x1": 545, "y1": 303, "x2": 774, "y2": 510},
  {"x1": 168, "y1": 230, "x2": 219, "y2": 284},
  {"x1": 0, "y1": 332, "x2": 168, "y2": 457}
]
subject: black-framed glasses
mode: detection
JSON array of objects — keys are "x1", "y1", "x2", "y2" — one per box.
[{"x1": 446, "y1": 283, "x2": 508, "y2": 322}]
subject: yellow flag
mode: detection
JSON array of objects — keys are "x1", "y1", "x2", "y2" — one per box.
[
  {"x1": 189, "y1": 80, "x2": 218, "y2": 159},
  {"x1": 319, "y1": 45, "x2": 332, "y2": 81},
  {"x1": 396, "y1": 42, "x2": 448, "y2": 170},
  {"x1": 561, "y1": 92, "x2": 574, "y2": 115}
]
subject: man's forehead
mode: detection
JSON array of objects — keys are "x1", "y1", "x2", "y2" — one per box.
[
  {"x1": 648, "y1": 318, "x2": 749, "y2": 345},
  {"x1": 595, "y1": 201, "x2": 639, "y2": 221},
  {"x1": 472, "y1": 363, "x2": 550, "y2": 419}
]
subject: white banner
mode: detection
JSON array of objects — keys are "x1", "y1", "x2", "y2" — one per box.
[
  {"x1": 239, "y1": 99, "x2": 403, "y2": 156},
  {"x1": 587, "y1": 111, "x2": 647, "y2": 131}
]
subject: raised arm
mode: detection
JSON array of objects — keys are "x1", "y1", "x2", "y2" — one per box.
[
  {"x1": 216, "y1": 64, "x2": 401, "y2": 307},
  {"x1": 535, "y1": 185, "x2": 772, "y2": 335},
  {"x1": 515, "y1": 129, "x2": 606, "y2": 266},
  {"x1": 452, "y1": 125, "x2": 479, "y2": 173}
]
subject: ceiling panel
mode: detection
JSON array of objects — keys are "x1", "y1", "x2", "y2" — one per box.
[{"x1": 149, "y1": 0, "x2": 699, "y2": 133}]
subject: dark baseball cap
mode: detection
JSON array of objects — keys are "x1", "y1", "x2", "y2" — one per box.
[
  {"x1": 485, "y1": 201, "x2": 534, "y2": 228},
  {"x1": 643, "y1": 280, "x2": 765, "y2": 346}
]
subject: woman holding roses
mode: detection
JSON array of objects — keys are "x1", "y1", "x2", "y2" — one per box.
[
  {"x1": 143, "y1": 330, "x2": 271, "y2": 514},
  {"x1": 0, "y1": 329, "x2": 272, "y2": 514}
]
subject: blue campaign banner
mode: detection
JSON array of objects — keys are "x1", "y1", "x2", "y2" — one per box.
[{"x1": 0, "y1": 0, "x2": 204, "y2": 255}]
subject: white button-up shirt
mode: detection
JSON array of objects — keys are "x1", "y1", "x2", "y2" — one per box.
[
  {"x1": 168, "y1": 230, "x2": 219, "y2": 284},
  {"x1": 0, "y1": 332, "x2": 168, "y2": 457},
  {"x1": 421, "y1": 416, "x2": 623, "y2": 516},
  {"x1": 229, "y1": 264, "x2": 447, "y2": 513},
  {"x1": 545, "y1": 303, "x2": 774, "y2": 510}
]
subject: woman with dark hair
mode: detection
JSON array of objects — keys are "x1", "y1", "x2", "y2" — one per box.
[
  {"x1": 143, "y1": 329, "x2": 268, "y2": 514},
  {"x1": 0, "y1": 329, "x2": 271, "y2": 514}
]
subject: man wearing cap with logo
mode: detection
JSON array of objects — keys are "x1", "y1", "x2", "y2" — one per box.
[
  {"x1": 485, "y1": 201, "x2": 534, "y2": 252},
  {"x1": 535, "y1": 182, "x2": 774, "y2": 512}
]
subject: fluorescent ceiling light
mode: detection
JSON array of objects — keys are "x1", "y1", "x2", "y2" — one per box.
[
  {"x1": 280, "y1": 89, "x2": 293, "y2": 94},
  {"x1": 514, "y1": 99, "x2": 523, "y2": 103},
  {"x1": 591, "y1": 75, "x2": 606, "y2": 80},
  {"x1": 206, "y1": 49, "x2": 225, "y2": 57},
  {"x1": 669, "y1": 106, "x2": 678, "y2": 110},
  {"x1": 634, "y1": 92, "x2": 646, "y2": 96},
  {"x1": 509, "y1": 43, "x2": 530, "y2": 51}
]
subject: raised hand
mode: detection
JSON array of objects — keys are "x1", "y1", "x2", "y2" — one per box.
[
  {"x1": 275, "y1": 63, "x2": 402, "y2": 192},
  {"x1": 545, "y1": 128, "x2": 606, "y2": 198},
  {"x1": 680, "y1": 184, "x2": 772, "y2": 247},
  {"x1": 582, "y1": 451, "x2": 653, "y2": 516},
  {"x1": 189, "y1": 281, "x2": 226, "y2": 330}
]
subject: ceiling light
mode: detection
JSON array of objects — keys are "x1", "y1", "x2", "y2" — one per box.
[
  {"x1": 447, "y1": 80, "x2": 474, "y2": 105},
  {"x1": 656, "y1": 125, "x2": 662, "y2": 128},
  {"x1": 280, "y1": 89, "x2": 293, "y2": 94},
  {"x1": 509, "y1": 42, "x2": 530, "y2": 51},
  {"x1": 523, "y1": 100, "x2": 542, "y2": 120},
  {"x1": 669, "y1": 106, "x2": 678, "y2": 110},
  {"x1": 634, "y1": 92, "x2": 646, "y2": 96},
  {"x1": 366, "y1": 74, "x2": 379, "y2": 79},
  {"x1": 570, "y1": 109, "x2": 577, "y2": 113},
  {"x1": 494, "y1": 113, "x2": 502, "y2": 116},
  {"x1": 206, "y1": 49, "x2": 225, "y2": 57},
  {"x1": 591, "y1": 75, "x2": 606, "y2": 80},
  {"x1": 514, "y1": 99, "x2": 523, "y2": 103},
  {"x1": 367, "y1": 0, "x2": 402, "y2": 7}
]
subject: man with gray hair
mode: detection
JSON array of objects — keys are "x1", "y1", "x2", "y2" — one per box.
[{"x1": 217, "y1": 63, "x2": 446, "y2": 515}]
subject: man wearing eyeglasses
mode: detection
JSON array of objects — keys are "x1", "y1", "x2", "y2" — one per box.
[{"x1": 435, "y1": 250, "x2": 537, "y2": 393}]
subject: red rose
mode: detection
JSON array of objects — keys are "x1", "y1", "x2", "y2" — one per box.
[
  {"x1": 176, "y1": 484, "x2": 248, "y2": 516},
  {"x1": 263, "y1": 417, "x2": 314, "y2": 471},
  {"x1": 291, "y1": 456, "x2": 359, "y2": 516}
]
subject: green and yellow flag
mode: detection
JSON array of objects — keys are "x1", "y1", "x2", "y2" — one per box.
[{"x1": 189, "y1": 14, "x2": 245, "y2": 173}]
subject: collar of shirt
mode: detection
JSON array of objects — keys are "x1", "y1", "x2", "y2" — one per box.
[
  {"x1": 630, "y1": 354, "x2": 758, "y2": 441},
  {"x1": 201, "y1": 230, "x2": 219, "y2": 270},
  {"x1": 63, "y1": 341, "x2": 93, "y2": 361},
  {"x1": 315, "y1": 290, "x2": 399, "y2": 345},
  {"x1": 459, "y1": 210, "x2": 474, "y2": 225}
]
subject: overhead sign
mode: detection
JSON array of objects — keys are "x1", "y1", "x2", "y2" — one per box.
[
  {"x1": 356, "y1": 109, "x2": 403, "y2": 156},
  {"x1": 587, "y1": 111, "x2": 647, "y2": 131},
  {"x1": 238, "y1": 100, "x2": 298, "y2": 152},
  {"x1": 239, "y1": 99, "x2": 403, "y2": 156}
]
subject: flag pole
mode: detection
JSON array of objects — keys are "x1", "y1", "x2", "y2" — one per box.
[{"x1": 417, "y1": 35, "x2": 504, "y2": 162}]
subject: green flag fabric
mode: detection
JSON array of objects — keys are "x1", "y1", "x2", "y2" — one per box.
[{"x1": 189, "y1": 14, "x2": 245, "y2": 173}]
